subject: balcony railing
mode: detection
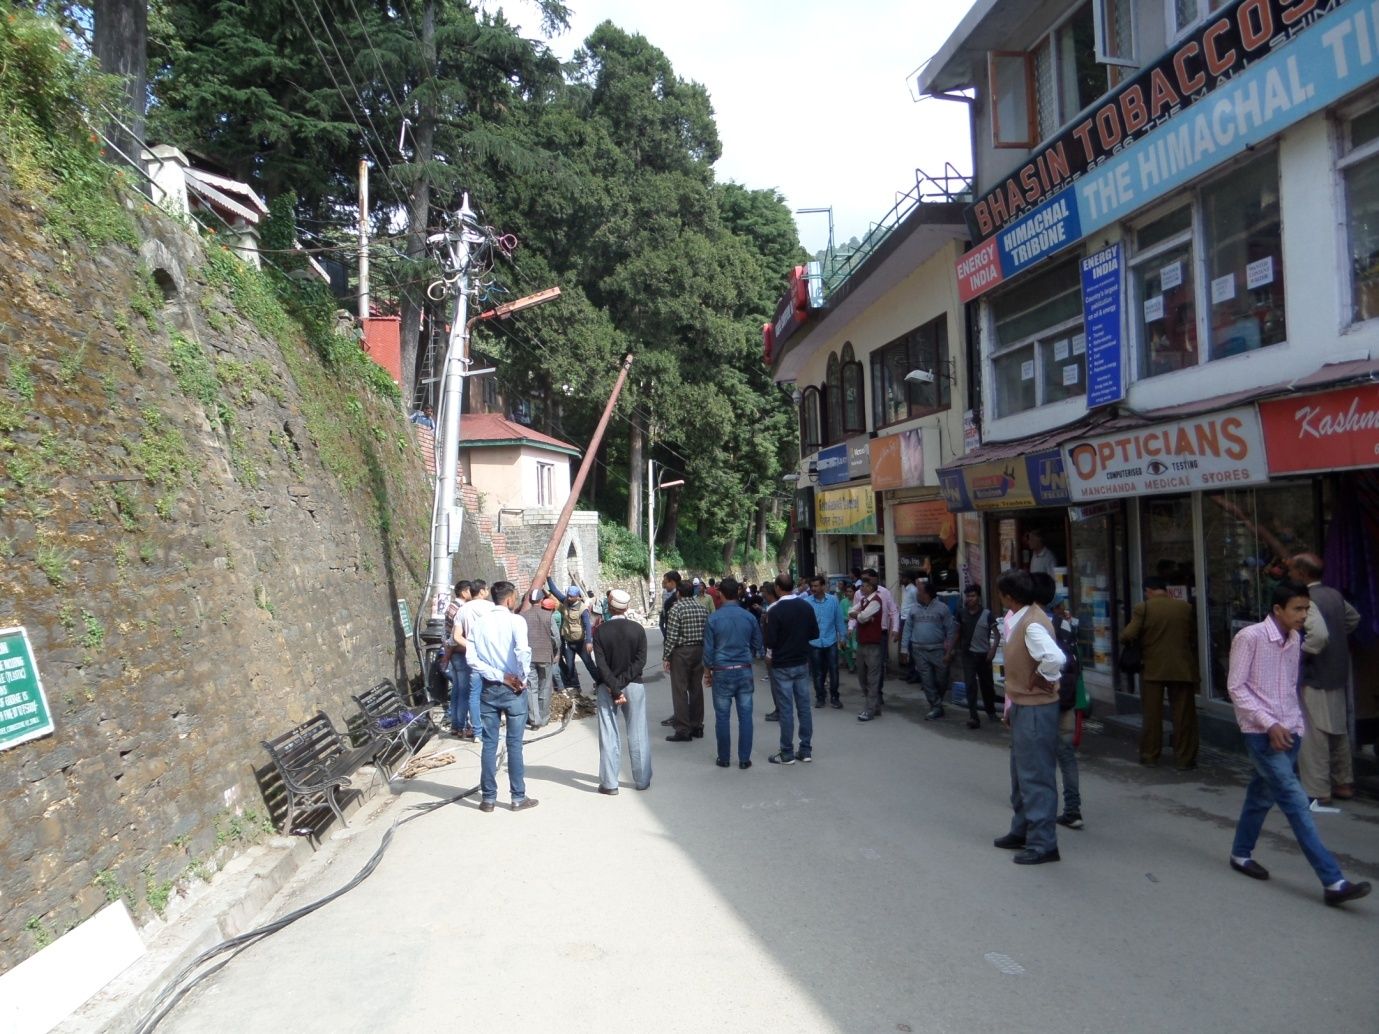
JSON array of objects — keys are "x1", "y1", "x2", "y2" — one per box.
[{"x1": 817, "y1": 163, "x2": 973, "y2": 299}]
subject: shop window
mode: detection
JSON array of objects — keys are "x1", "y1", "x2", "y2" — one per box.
[
  {"x1": 1169, "y1": 0, "x2": 1230, "y2": 38},
  {"x1": 799, "y1": 386, "x2": 822, "y2": 453},
  {"x1": 989, "y1": 2, "x2": 1120, "y2": 148},
  {"x1": 1130, "y1": 151, "x2": 1285, "y2": 377},
  {"x1": 1132, "y1": 205, "x2": 1196, "y2": 376},
  {"x1": 826, "y1": 353, "x2": 844, "y2": 445},
  {"x1": 841, "y1": 343, "x2": 866, "y2": 434},
  {"x1": 1340, "y1": 99, "x2": 1379, "y2": 323},
  {"x1": 869, "y1": 315, "x2": 950, "y2": 429},
  {"x1": 990, "y1": 257, "x2": 1084, "y2": 418},
  {"x1": 1201, "y1": 485, "x2": 1319, "y2": 701}
]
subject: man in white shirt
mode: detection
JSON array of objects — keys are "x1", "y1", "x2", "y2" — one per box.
[
  {"x1": 1027, "y1": 530, "x2": 1058, "y2": 577},
  {"x1": 468, "y1": 581, "x2": 539, "y2": 813},
  {"x1": 852, "y1": 569, "x2": 901, "y2": 711},
  {"x1": 991, "y1": 569, "x2": 1066, "y2": 865}
]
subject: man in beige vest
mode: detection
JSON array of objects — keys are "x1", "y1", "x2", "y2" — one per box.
[
  {"x1": 992, "y1": 570, "x2": 1067, "y2": 865},
  {"x1": 1121, "y1": 576, "x2": 1199, "y2": 769}
]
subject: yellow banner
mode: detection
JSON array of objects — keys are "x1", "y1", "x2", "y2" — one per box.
[{"x1": 815, "y1": 486, "x2": 877, "y2": 535}]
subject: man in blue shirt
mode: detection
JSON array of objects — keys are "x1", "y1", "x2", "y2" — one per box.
[
  {"x1": 469, "y1": 581, "x2": 538, "y2": 813},
  {"x1": 702, "y1": 577, "x2": 763, "y2": 769},
  {"x1": 804, "y1": 575, "x2": 846, "y2": 709}
]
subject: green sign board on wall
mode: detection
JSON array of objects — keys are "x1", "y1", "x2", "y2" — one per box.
[
  {"x1": 0, "y1": 626, "x2": 54, "y2": 751},
  {"x1": 396, "y1": 599, "x2": 414, "y2": 637}
]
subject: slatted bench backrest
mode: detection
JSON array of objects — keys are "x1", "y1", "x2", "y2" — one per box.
[
  {"x1": 355, "y1": 681, "x2": 400, "y2": 720},
  {"x1": 264, "y1": 713, "x2": 341, "y2": 773}
]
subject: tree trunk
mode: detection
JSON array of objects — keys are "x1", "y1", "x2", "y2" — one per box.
[
  {"x1": 658, "y1": 486, "x2": 680, "y2": 549},
  {"x1": 776, "y1": 534, "x2": 796, "y2": 574},
  {"x1": 398, "y1": 0, "x2": 437, "y2": 409},
  {"x1": 93, "y1": 0, "x2": 147, "y2": 168},
  {"x1": 754, "y1": 498, "x2": 768, "y2": 557},
  {"x1": 721, "y1": 536, "x2": 735, "y2": 570},
  {"x1": 626, "y1": 414, "x2": 644, "y2": 537}
]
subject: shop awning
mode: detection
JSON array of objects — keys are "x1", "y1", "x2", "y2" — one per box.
[{"x1": 1142, "y1": 358, "x2": 1379, "y2": 420}]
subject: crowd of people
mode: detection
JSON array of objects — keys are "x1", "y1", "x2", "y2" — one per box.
[{"x1": 431, "y1": 556, "x2": 1370, "y2": 906}]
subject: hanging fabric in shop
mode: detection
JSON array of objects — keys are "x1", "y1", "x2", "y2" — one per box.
[{"x1": 1323, "y1": 472, "x2": 1379, "y2": 645}]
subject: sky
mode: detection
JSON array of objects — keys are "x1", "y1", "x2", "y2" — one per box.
[{"x1": 533, "y1": 0, "x2": 982, "y2": 256}]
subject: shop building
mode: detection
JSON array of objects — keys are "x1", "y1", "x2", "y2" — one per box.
[
  {"x1": 918, "y1": 0, "x2": 1379, "y2": 748},
  {"x1": 767, "y1": 174, "x2": 973, "y2": 601}
]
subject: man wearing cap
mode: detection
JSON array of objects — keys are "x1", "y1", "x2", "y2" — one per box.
[
  {"x1": 547, "y1": 577, "x2": 602, "y2": 692},
  {"x1": 522, "y1": 585, "x2": 558, "y2": 729},
  {"x1": 592, "y1": 589, "x2": 652, "y2": 794}
]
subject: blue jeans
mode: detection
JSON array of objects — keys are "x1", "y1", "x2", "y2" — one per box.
[
  {"x1": 1057, "y1": 716, "x2": 1081, "y2": 813},
  {"x1": 1008, "y1": 702, "x2": 1060, "y2": 853},
  {"x1": 447, "y1": 654, "x2": 469, "y2": 730},
  {"x1": 479, "y1": 681, "x2": 529, "y2": 804},
  {"x1": 712, "y1": 668, "x2": 754, "y2": 764},
  {"x1": 809, "y1": 643, "x2": 839, "y2": 702},
  {"x1": 467, "y1": 669, "x2": 485, "y2": 743},
  {"x1": 596, "y1": 683, "x2": 652, "y2": 790},
  {"x1": 1232, "y1": 733, "x2": 1344, "y2": 886},
  {"x1": 771, "y1": 662, "x2": 813, "y2": 759}
]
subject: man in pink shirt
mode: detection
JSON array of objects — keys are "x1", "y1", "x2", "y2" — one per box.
[{"x1": 1226, "y1": 581, "x2": 1370, "y2": 907}]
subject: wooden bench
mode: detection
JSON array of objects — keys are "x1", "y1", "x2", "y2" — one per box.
[
  {"x1": 351, "y1": 680, "x2": 436, "y2": 779},
  {"x1": 261, "y1": 712, "x2": 386, "y2": 835}
]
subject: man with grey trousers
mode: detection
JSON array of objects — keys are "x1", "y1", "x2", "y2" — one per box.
[
  {"x1": 592, "y1": 589, "x2": 652, "y2": 795},
  {"x1": 522, "y1": 586, "x2": 558, "y2": 728},
  {"x1": 903, "y1": 578, "x2": 956, "y2": 721}
]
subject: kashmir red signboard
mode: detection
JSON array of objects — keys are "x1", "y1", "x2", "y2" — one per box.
[{"x1": 1259, "y1": 383, "x2": 1379, "y2": 475}]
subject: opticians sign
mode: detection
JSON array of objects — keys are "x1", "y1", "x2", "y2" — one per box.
[
  {"x1": 954, "y1": 0, "x2": 1365, "y2": 299},
  {"x1": 1061, "y1": 407, "x2": 1270, "y2": 500},
  {"x1": 1259, "y1": 382, "x2": 1379, "y2": 474}
]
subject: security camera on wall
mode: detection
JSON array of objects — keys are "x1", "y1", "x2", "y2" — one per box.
[{"x1": 906, "y1": 369, "x2": 936, "y2": 384}]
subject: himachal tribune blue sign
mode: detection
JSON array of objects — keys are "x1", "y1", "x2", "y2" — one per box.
[
  {"x1": 1081, "y1": 244, "x2": 1124, "y2": 408},
  {"x1": 996, "y1": 188, "x2": 1081, "y2": 277}
]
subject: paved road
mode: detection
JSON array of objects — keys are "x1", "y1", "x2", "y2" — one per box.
[{"x1": 166, "y1": 630, "x2": 1377, "y2": 1033}]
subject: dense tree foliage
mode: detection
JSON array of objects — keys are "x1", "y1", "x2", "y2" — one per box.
[{"x1": 38, "y1": 2, "x2": 804, "y2": 567}]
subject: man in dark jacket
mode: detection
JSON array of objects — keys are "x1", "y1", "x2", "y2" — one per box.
[
  {"x1": 764, "y1": 574, "x2": 819, "y2": 765},
  {"x1": 592, "y1": 589, "x2": 651, "y2": 794},
  {"x1": 522, "y1": 586, "x2": 558, "y2": 728},
  {"x1": 1121, "y1": 576, "x2": 1199, "y2": 769}
]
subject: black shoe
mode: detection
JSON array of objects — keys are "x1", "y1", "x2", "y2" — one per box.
[
  {"x1": 666, "y1": 732, "x2": 694, "y2": 742},
  {"x1": 765, "y1": 711, "x2": 780, "y2": 722},
  {"x1": 831, "y1": 698, "x2": 842, "y2": 709},
  {"x1": 715, "y1": 758, "x2": 730, "y2": 768},
  {"x1": 739, "y1": 760, "x2": 752, "y2": 770},
  {"x1": 904, "y1": 675, "x2": 922, "y2": 683},
  {"x1": 924, "y1": 706, "x2": 944, "y2": 721},
  {"x1": 768, "y1": 752, "x2": 796, "y2": 765},
  {"x1": 967, "y1": 718, "x2": 981, "y2": 730},
  {"x1": 1324, "y1": 880, "x2": 1371, "y2": 906},
  {"x1": 511, "y1": 797, "x2": 540, "y2": 812},
  {"x1": 660, "y1": 717, "x2": 675, "y2": 727},
  {"x1": 993, "y1": 833, "x2": 1026, "y2": 850},
  {"x1": 1057, "y1": 812, "x2": 1084, "y2": 830},
  {"x1": 815, "y1": 698, "x2": 828, "y2": 708},
  {"x1": 1013, "y1": 848, "x2": 1060, "y2": 865},
  {"x1": 1230, "y1": 857, "x2": 1269, "y2": 880},
  {"x1": 479, "y1": 800, "x2": 496, "y2": 813},
  {"x1": 857, "y1": 710, "x2": 875, "y2": 722},
  {"x1": 692, "y1": 726, "x2": 704, "y2": 738},
  {"x1": 799, "y1": 752, "x2": 812, "y2": 763},
  {"x1": 598, "y1": 786, "x2": 620, "y2": 796}
]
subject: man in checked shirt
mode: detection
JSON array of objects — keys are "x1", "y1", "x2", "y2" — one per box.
[
  {"x1": 662, "y1": 581, "x2": 707, "y2": 742},
  {"x1": 1226, "y1": 580, "x2": 1370, "y2": 907}
]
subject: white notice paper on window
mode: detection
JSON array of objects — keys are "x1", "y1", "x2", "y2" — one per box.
[
  {"x1": 1246, "y1": 256, "x2": 1274, "y2": 290},
  {"x1": 1054, "y1": 338, "x2": 1070, "y2": 361},
  {"x1": 1160, "y1": 261, "x2": 1183, "y2": 291},
  {"x1": 1144, "y1": 295, "x2": 1164, "y2": 322},
  {"x1": 1211, "y1": 273, "x2": 1236, "y2": 304},
  {"x1": 1062, "y1": 364, "x2": 1080, "y2": 386},
  {"x1": 1072, "y1": 333, "x2": 1086, "y2": 355},
  {"x1": 1020, "y1": 359, "x2": 1035, "y2": 382}
]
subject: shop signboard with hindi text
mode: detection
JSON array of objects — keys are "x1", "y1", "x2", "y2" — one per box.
[
  {"x1": 815, "y1": 486, "x2": 878, "y2": 536},
  {"x1": 0, "y1": 626, "x2": 54, "y2": 751},
  {"x1": 870, "y1": 430, "x2": 925, "y2": 491},
  {"x1": 1259, "y1": 383, "x2": 1379, "y2": 475},
  {"x1": 893, "y1": 501, "x2": 957, "y2": 549},
  {"x1": 1062, "y1": 407, "x2": 1269, "y2": 501}
]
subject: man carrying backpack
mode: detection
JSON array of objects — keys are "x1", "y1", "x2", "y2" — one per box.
[{"x1": 547, "y1": 577, "x2": 602, "y2": 692}]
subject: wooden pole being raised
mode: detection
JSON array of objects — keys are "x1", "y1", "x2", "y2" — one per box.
[{"x1": 520, "y1": 354, "x2": 634, "y2": 612}]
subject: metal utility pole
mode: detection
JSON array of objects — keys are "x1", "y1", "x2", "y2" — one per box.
[
  {"x1": 357, "y1": 159, "x2": 370, "y2": 320},
  {"x1": 521, "y1": 355, "x2": 635, "y2": 612},
  {"x1": 427, "y1": 194, "x2": 484, "y2": 620}
]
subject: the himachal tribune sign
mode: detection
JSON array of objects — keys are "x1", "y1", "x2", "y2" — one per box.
[
  {"x1": 1081, "y1": 244, "x2": 1125, "y2": 408},
  {"x1": 954, "y1": 0, "x2": 1355, "y2": 299},
  {"x1": 0, "y1": 627, "x2": 54, "y2": 751}
]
